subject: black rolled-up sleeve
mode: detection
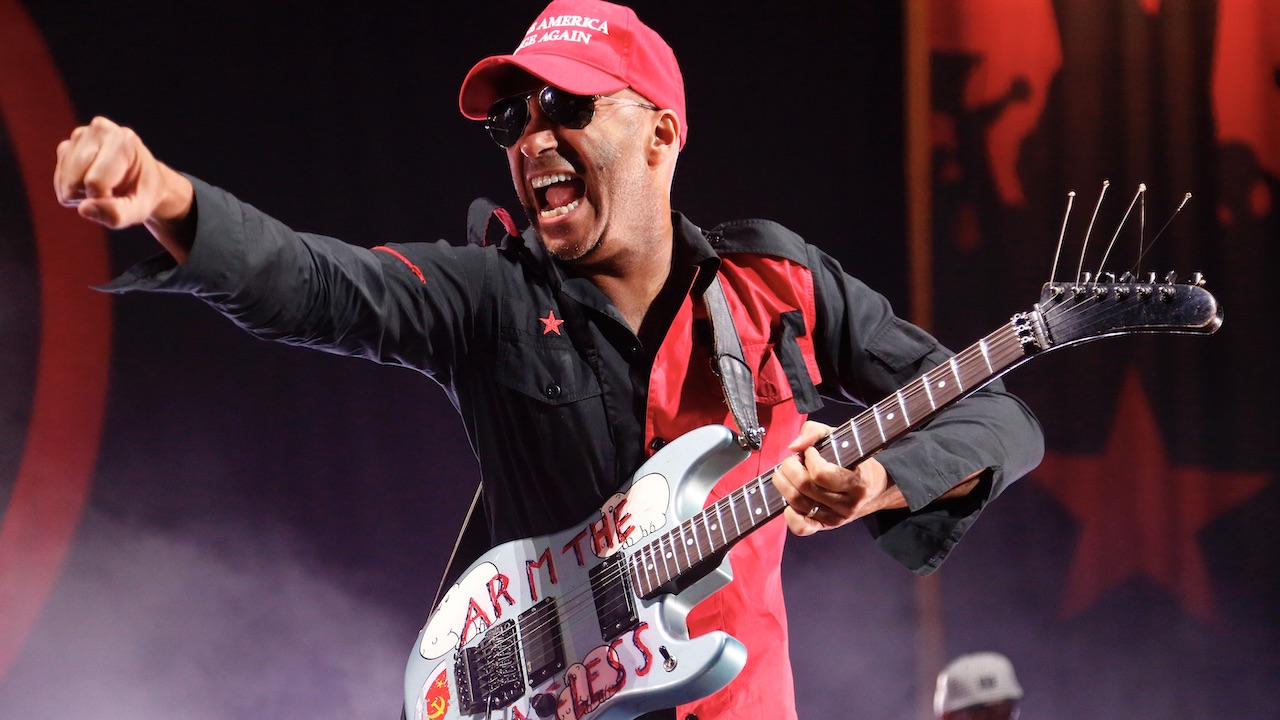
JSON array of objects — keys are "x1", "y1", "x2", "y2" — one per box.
[{"x1": 807, "y1": 245, "x2": 1045, "y2": 574}]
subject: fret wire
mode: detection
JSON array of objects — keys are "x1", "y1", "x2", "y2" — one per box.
[
  {"x1": 962, "y1": 349, "x2": 983, "y2": 387},
  {"x1": 660, "y1": 533, "x2": 677, "y2": 585},
  {"x1": 923, "y1": 367, "x2": 937, "y2": 409},
  {"x1": 677, "y1": 522, "x2": 693, "y2": 571},
  {"x1": 687, "y1": 518, "x2": 703, "y2": 565},
  {"x1": 820, "y1": 441, "x2": 838, "y2": 466},
  {"x1": 637, "y1": 550, "x2": 650, "y2": 597},
  {"x1": 729, "y1": 488, "x2": 743, "y2": 538},
  {"x1": 978, "y1": 338, "x2": 993, "y2": 373},
  {"x1": 872, "y1": 404, "x2": 886, "y2": 443},
  {"x1": 757, "y1": 474, "x2": 778, "y2": 512},
  {"x1": 648, "y1": 537, "x2": 661, "y2": 588},
  {"x1": 896, "y1": 389, "x2": 910, "y2": 427},
  {"x1": 645, "y1": 542, "x2": 659, "y2": 593},
  {"x1": 634, "y1": 546, "x2": 651, "y2": 596},
  {"x1": 646, "y1": 543, "x2": 659, "y2": 594},
  {"x1": 691, "y1": 515, "x2": 707, "y2": 561},
  {"x1": 746, "y1": 479, "x2": 764, "y2": 523},
  {"x1": 713, "y1": 500, "x2": 728, "y2": 551}
]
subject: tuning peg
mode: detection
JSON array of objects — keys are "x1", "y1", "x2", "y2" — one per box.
[
  {"x1": 1119, "y1": 271, "x2": 1135, "y2": 283},
  {"x1": 1189, "y1": 271, "x2": 1205, "y2": 286},
  {"x1": 1100, "y1": 272, "x2": 1117, "y2": 283},
  {"x1": 1164, "y1": 271, "x2": 1179, "y2": 284},
  {"x1": 1146, "y1": 272, "x2": 1158, "y2": 284}
]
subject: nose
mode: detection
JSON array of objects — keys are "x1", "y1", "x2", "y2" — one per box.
[{"x1": 516, "y1": 98, "x2": 557, "y2": 158}]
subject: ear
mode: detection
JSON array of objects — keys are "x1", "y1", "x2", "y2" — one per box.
[{"x1": 647, "y1": 109, "x2": 680, "y2": 166}]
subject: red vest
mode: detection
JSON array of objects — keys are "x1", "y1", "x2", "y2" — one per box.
[{"x1": 646, "y1": 253, "x2": 822, "y2": 720}]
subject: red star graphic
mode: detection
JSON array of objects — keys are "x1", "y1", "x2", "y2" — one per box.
[
  {"x1": 540, "y1": 309, "x2": 565, "y2": 335},
  {"x1": 1035, "y1": 368, "x2": 1269, "y2": 623}
]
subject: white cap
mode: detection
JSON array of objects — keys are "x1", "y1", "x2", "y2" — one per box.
[{"x1": 934, "y1": 652, "x2": 1024, "y2": 716}]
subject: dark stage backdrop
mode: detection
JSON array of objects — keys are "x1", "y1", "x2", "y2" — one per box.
[{"x1": 0, "y1": 1, "x2": 1274, "y2": 719}]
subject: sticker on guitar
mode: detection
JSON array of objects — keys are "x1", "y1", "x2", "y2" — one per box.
[{"x1": 419, "y1": 473, "x2": 670, "y2": 660}]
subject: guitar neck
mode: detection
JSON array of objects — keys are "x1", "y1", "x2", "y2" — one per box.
[{"x1": 630, "y1": 316, "x2": 1035, "y2": 599}]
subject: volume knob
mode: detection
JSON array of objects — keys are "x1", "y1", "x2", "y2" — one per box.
[{"x1": 531, "y1": 692, "x2": 558, "y2": 718}]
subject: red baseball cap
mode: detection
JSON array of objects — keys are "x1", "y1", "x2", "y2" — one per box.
[{"x1": 458, "y1": 0, "x2": 687, "y2": 147}]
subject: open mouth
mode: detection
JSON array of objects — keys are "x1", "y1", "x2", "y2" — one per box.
[{"x1": 531, "y1": 173, "x2": 586, "y2": 219}]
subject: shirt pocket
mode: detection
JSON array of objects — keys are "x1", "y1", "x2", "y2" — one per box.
[
  {"x1": 743, "y1": 340, "x2": 791, "y2": 407},
  {"x1": 495, "y1": 324, "x2": 602, "y2": 405},
  {"x1": 743, "y1": 310, "x2": 822, "y2": 413},
  {"x1": 866, "y1": 316, "x2": 938, "y2": 383}
]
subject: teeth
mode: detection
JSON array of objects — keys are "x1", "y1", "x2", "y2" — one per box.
[
  {"x1": 539, "y1": 198, "x2": 581, "y2": 218},
  {"x1": 532, "y1": 173, "x2": 573, "y2": 189}
]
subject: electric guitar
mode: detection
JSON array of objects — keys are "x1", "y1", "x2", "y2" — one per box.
[{"x1": 403, "y1": 274, "x2": 1223, "y2": 720}]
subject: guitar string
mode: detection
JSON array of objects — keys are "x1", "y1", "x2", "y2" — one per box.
[
  {"x1": 480, "y1": 477, "x2": 774, "y2": 653},
  {"x1": 466, "y1": 284, "x2": 1171, "y2": 676},
  {"x1": 495, "y1": 295, "x2": 1147, "y2": 690},
  {"x1": 494, "y1": 481, "x2": 766, "y2": 647},
  {"x1": 504, "y1": 323, "x2": 1032, "y2": 644},
  {"x1": 599, "y1": 287, "x2": 1143, "y2": 620},
  {"x1": 505, "y1": 296, "x2": 1077, "y2": 644},
  {"x1": 514, "y1": 288, "x2": 1134, "y2": 647}
]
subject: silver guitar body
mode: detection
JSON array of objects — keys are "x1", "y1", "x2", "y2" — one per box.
[{"x1": 404, "y1": 425, "x2": 751, "y2": 720}]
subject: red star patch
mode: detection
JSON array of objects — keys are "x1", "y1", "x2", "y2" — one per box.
[
  {"x1": 540, "y1": 309, "x2": 565, "y2": 335},
  {"x1": 1035, "y1": 368, "x2": 1269, "y2": 623}
]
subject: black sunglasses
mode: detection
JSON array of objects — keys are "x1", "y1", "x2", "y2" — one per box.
[{"x1": 484, "y1": 85, "x2": 659, "y2": 148}]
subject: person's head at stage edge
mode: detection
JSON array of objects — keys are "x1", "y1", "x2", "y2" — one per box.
[
  {"x1": 457, "y1": 0, "x2": 685, "y2": 271},
  {"x1": 934, "y1": 652, "x2": 1024, "y2": 720}
]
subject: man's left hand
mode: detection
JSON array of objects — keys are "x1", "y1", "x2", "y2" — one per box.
[{"x1": 772, "y1": 420, "x2": 907, "y2": 536}]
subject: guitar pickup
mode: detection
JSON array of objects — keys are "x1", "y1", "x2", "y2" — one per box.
[
  {"x1": 518, "y1": 598, "x2": 566, "y2": 687},
  {"x1": 589, "y1": 554, "x2": 639, "y2": 641}
]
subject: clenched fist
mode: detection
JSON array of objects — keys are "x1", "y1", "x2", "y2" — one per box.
[{"x1": 54, "y1": 116, "x2": 195, "y2": 261}]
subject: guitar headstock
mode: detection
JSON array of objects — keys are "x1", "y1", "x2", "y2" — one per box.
[{"x1": 1031, "y1": 271, "x2": 1223, "y2": 350}]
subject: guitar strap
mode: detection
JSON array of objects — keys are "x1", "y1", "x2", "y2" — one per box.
[{"x1": 701, "y1": 273, "x2": 765, "y2": 450}]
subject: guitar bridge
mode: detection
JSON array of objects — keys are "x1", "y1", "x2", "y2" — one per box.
[{"x1": 455, "y1": 619, "x2": 524, "y2": 715}]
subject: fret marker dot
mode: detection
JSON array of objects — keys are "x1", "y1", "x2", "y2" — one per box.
[
  {"x1": 710, "y1": 523, "x2": 718, "y2": 531},
  {"x1": 665, "y1": 552, "x2": 673, "y2": 559},
  {"x1": 686, "y1": 538, "x2": 694, "y2": 545},
  {"x1": 754, "y1": 508, "x2": 762, "y2": 515},
  {"x1": 841, "y1": 440, "x2": 849, "y2": 449},
  {"x1": 887, "y1": 412, "x2": 896, "y2": 420},
  {"x1": 937, "y1": 380, "x2": 947, "y2": 388},
  {"x1": 647, "y1": 563, "x2": 655, "y2": 570}
]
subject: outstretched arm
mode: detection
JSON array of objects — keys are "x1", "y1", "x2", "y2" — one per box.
[{"x1": 54, "y1": 115, "x2": 196, "y2": 261}]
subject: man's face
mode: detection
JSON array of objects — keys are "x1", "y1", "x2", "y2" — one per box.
[{"x1": 503, "y1": 83, "x2": 663, "y2": 269}]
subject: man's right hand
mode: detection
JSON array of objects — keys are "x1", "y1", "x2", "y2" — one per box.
[{"x1": 54, "y1": 116, "x2": 195, "y2": 262}]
